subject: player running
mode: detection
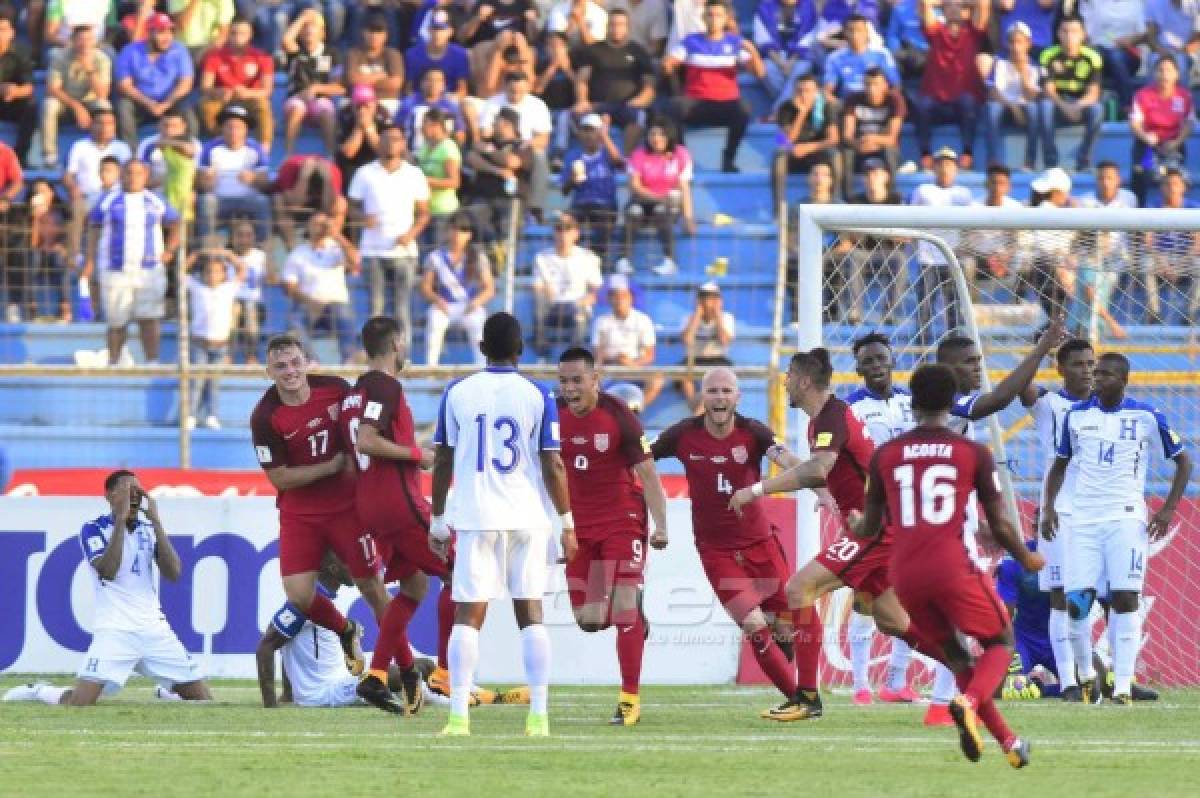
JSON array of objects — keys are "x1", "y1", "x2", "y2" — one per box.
[
  {"x1": 429, "y1": 312, "x2": 576, "y2": 737},
  {"x1": 557, "y1": 347, "x2": 670, "y2": 726},
  {"x1": 250, "y1": 334, "x2": 391, "y2": 678},
  {"x1": 337, "y1": 316, "x2": 444, "y2": 715},
  {"x1": 1018, "y1": 338, "x2": 1095, "y2": 701},
  {"x1": 855, "y1": 363, "x2": 1043, "y2": 768},
  {"x1": 652, "y1": 367, "x2": 800, "y2": 716},
  {"x1": 4, "y1": 471, "x2": 212, "y2": 706},
  {"x1": 1042, "y1": 353, "x2": 1192, "y2": 705}
]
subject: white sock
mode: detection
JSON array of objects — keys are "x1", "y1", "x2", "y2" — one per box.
[
  {"x1": 1070, "y1": 616, "x2": 1096, "y2": 680},
  {"x1": 1049, "y1": 608, "x2": 1076, "y2": 688},
  {"x1": 1105, "y1": 615, "x2": 1118, "y2": 667},
  {"x1": 1111, "y1": 611, "x2": 1141, "y2": 697},
  {"x1": 847, "y1": 611, "x2": 875, "y2": 692},
  {"x1": 36, "y1": 685, "x2": 68, "y2": 705},
  {"x1": 448, "y1": 625, "x2": 480, "y2": 718},
  {"x1": 931, "y1": 663, "x2": 957, "y2": 705},
  {"x1": 886, "y1": 638, "x2": 913, "y2": 691},
  {"x1": 521, "y1": 624, "x2": 551, "y2": 714}
]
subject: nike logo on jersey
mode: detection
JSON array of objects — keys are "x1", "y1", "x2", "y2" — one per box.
[
  {"x1": 689, "y1": 454, "x2": 705, "y2": 460},
  {"x1": 283, "y1": 430, "x2": 300, "y2": 440}
]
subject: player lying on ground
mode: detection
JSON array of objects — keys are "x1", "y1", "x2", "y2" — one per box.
[
  {"x1": 557, "y1": 347, "x2": 670, "y2": 726},
  {"x1": 1042, "y1": 352, "x2": 1191, "y2": 705},
  {"x1": 251, "y1": 334, "x2": 392, "y2": 676},
  {"x1": 4, "y1": 471, "x2": 212, "y2": 706},
  {"x1": 429, "y1": 312, "x2": 576, "y2": 738},
  {"x1": 652, "y1": 367, "x2": 801, "y2": 717},
  {"x1": 854, "y1": 363, "x2": 1043, "y2": 768}
]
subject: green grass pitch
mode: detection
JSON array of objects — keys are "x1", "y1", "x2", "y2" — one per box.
[{"x1": 2, "y1": 677, "x2": 1198, "y2": 797}]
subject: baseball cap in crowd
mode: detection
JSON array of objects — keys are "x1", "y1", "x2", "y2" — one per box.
[
  {"x1": 352, "y1": 84, "x2": 377, "y2": 105},
  {"x1": 88, "y1": 99, "x2": 115, "y2": 116},
  {"x1": 1006, "y1": 20, "x2": 1032, "y2": 40},
  {"x1": 579, "y1": 113, "x2": 604, "y2": 130},
  {"x1": 863, "y1": 157, "x2": 888, "y2": 172},
  {"x1": 933, "y1": 146, "x2": 958, "y2": 162},
  {"x1": 364, "y1": 13, "x2": 388, "y2": 31},
  {"x1": 698, "y1": 281, "x2": 721, "y2": 296},
  {"x1": 218, "y1": 103, "x2": 250, "y2": 125},
  {"x1": 1031, "y1": 167, "x2": 1072, "y2": 194},
  {"x1": 147, "y1": 13, "x2": 174, "y2": 32},
  {"x1": 430, "y1": 10, "x2": 452, "y2": 30},
  {"x1": 607, "y1": 274, "x2": 632, "y2": 294}
]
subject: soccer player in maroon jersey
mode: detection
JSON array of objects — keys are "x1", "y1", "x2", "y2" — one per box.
[
  {"x1": 729, "y1": 349, "x2": 875, "y2": 721},
  {"x1": 557, "y1": 347, "x2": 670, "y2": 726},
  {"x1": 250, "y1": 334, "x2": 391, "y2": 677},
  {"x1": 652, "y1": 367, "x2": 800, "y2": 715},
  {"x1": 337, "y1": 316, "x2": 446, "y2": 715},
  {"x1": 855, "y1": 363, "x2": 1044, "y2": 768}
]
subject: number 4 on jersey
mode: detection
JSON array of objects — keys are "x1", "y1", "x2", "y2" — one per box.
[{"x1": 717, "y1": 472, "x2": 733, "y2": 495}]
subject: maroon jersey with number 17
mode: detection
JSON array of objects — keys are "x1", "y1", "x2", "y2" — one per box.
[
  {"x1": 652, "y1": 414, "x2": 777, "y2": 551},
  {"x1": 250, "y1": 375, "x2": 355, "y2": 516},
  {"x1": 558, "y1": 392, "x2": 651, "y2": 538}
]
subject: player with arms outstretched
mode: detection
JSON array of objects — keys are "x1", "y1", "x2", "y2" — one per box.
[
  {"x1": 1043, "y1": 353, "x2": 1192, "y2": 705},
  {"x1": 652, "y1": 367, "x2": 800, "y2": 716},
  {"x1": 250, "y1": 334, "x2": 390, "y2": 677},
  {"x1": 429, "y1": 312, "x2": 576, "y2": 737},
  {"x1": 856, "y1": 363, "x2": 1043, "y2": 768},
  {"x1": 558, "y1": 347, "x2": 670, "y2": 726}
]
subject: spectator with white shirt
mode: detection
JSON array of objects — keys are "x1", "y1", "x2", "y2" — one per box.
[
  {"x1": 184, "y1": 251, "x2": 245, "y2": 429},
  {"x1": 1077, "y1": 161, "x2": 1136, "y2": 340},
  {"x1": 419, "y1": 212, "x2": 495, "y2": 365},
  {"x1": 282, "y1": 210, "x2": 360, "y2": 363},
  {"x1": 534, "y1": 210, "x2": 603, "y2": 355},
  {"x1": 347, "y1": 125, "x2": 431, "y2": 343},
  {"x1": 592, "y1": 274, "x2": 662, "y2": 408},
  {"x1": 220, "y1": 219, "x2": 267, "y2": 364},
  {"x1": 908, "y1": 147, "x2": 974, "y2": 333},
  {"x1": 64, "y1": 101, "x2": 132, "y2": 267},
  {"x1": 963, "y1": 164, "x2": 1023, "y2": 292},
  {"x1": 978, "y1": 20, "x2": 1040, "y2": 169},
  {"x1": 1027, "y1": 166, "x2": 1077, "y2": 321},
  {"x1": 84, "y1": 160, "x2": 180, "y2": 365},
  {"x1": 678, "y1": 281, "x2": 735, "y2": 410},
  {"x1": 196, "y1": 103, "x2": 271, "y2": 246},
  {"x1": 480, "y1": 70, "x2": 553, "y2": 221}
]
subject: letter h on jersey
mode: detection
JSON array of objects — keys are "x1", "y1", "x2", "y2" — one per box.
[{"x1": 1119, "y1": 419, "x2": 1138, "y2": 441}]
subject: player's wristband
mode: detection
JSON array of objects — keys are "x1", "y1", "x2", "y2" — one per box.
[
  {"x1": 751, "y1": 482, "x2": 765, "y2": 498},
  {"x1": 430, "y1": 515, "x2": 451, "y2": 542},
  {"x1": 559, "y1": 512, "x2": 575, "y2": 529}
]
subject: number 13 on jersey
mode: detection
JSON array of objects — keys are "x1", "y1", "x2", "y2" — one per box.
[{"x1": 475, "y1": 413, "x2": 522, "y2": 474}]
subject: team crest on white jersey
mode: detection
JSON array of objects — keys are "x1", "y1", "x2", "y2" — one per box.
[
  {"x1": 594, "y1": 433, "x2": 609, "y2": 452},
  {"x1": 732, "y1": 445, "x2": 748, "y2": 464}
]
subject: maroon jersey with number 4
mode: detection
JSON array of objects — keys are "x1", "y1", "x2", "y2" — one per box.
[
  {"x1": 652, "y1": 414, "x2": 777, "y2": 551},
  {"x1": 338, "y1": 370, "x2": 429, "y2": 534},
  {"x1": 866, "y1": 425, "x2": 1001, "y2": 580},
  {"x1": 251, "y1": 375, "x2": 355, "y2": 516},
  {"x1": 559, "y1": 392, "x2": 651, "y2": 539},
  {"x1": 808, "y1": 395, "x2": 875, "y2": 527}
]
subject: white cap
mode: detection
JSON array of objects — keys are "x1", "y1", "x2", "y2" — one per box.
[
  {"x1": 1007, "y1": 20, "x2": 1032, "y2": 40},
  {"x1": 579, "y1": 113, "x2": 605, "y2": 129},
  {"x1": 607, "y1": 274, "x2": 631, "y2": 293},
  {"x1": 1032, "y1": 167, "x2": 1072, "y2": 194}
]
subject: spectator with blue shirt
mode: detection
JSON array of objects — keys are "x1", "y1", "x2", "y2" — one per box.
[
  {"x1": 816, "y1": 0, "x2": 883, "y2": 48},
  {"x1": 1143, "y1": 167, "x2": 1200, "y2": 325},
  {"x1": 114, "y1": 13, "x2": 196, "y2": 150},
  {"x1": 1145, "y1": 0, "x2": 1200, "y2": 79},
  {"x1": 995, "y1": 0, "x2": 1057, "y2": 56},
  {"x1": 821, "y1": 13, "x2": 899, "y2": 102},
  {"x1": 562, "y1": 113, "x2": 623, "y2": 266},
  {"x1": 405, "y1": 9, "x2": 470, "y2": 98},
  {"x1": 885, "y1": 0, "x2": 929, "y2": 79},
  {"x1": 196, "y1": 103, "x2": 271, "y2": 246},
  {"x1": 753, "y1": 0, "x2": 819, "y2": 112}
]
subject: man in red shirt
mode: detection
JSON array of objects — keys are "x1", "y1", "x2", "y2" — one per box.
[
  {"x1": 558, "y1": 346, "x2": 670, "y2": 726},
  {"x1": 250, "y1": 334, "x2": 391, "y2": 676},
  {"x1": 729, "y1": 348, "x2": 874, "y2": 721},
  {"x1": 912, "y1": 0, "x2": 989, "y2": 170},
  {"x1": 0, "y1": 138, "x2": 23, "y2": 322},
  {"x1": 652, "y1": 367, "x2": 798, "y2": 715},
  {"x1": 198, "y1": 17, "x2": 274, "y2": 146},
  {"x1": 855, "y1": 363, "x2": 1043, "y2": 768}
]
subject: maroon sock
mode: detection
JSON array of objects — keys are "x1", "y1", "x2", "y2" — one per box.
[
  {"x1": 966, "y1": 645, "x2": 1012, "y2": 708},
  {"x1": 902, "y1": 622, "x2": 946, "y2": 664},
  {"x1": 791, "y1": 609, "x2": 823, "y2": 691},
  {"x1": 370, "y1": 594, "x2": 417, "y2": 673},
  {"x1": 306, "y1": 592, "x2": 348, "y2": 634},
  {"x1": 437, "y1": 586, "x2": 454, "y2": 670},
  {"x1": 975, "y1": 697, "x2": 1016, "y2": 749},
  {"x1": 750, "y1": 627, "x2": 799, "y2": 698},
  {"x1": 614, "y1": 612, "x2": 646, "y2": 695},
  {"x1": 953, "y1": 668, "x2": 972, "y2": 693}
]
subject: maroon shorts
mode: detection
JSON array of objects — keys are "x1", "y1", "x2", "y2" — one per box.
[
  {"x1": 815, "y1": 534, "x2": 891, "y2": 599},
  {"x1": 376, "y1": 522, "x2": 452, "y2": 583},
  {"x1": 894, "y1": 569, "x2": 1011, "y2": 646},
  {"x1": 279, "y1": 510, "x2": 379, "y2": 579},
  {"x1": 698, "y1": 537, "x2": 790, "y2": 624},
  {"x1": 565, "y1": 523, "x2": 648, "y2": 609}
]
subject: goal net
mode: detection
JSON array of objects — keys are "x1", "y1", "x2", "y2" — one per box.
[{"x1": 792, "y1": 204, "x2": 1200, "y2": 690}]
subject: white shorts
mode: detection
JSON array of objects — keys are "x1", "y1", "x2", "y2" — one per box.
[
  {"x1": 1066, "y1": 517, "x2": 1148, "y2": 594},
  {"x1": 76, "y1": 625, "x2": 203, "y2": 694},
  {"x1": 1038, "y1": 513, "x2": 1071, "y2": 591},
  {"x1": 452, "y1": 528, "x2": 551, "y2": 603},
  {"x1": 294, "y1": 677, "x2": 361, "y2": 708},
  {"x1": 101, "y1": 268, "x2": 167, "y2": 328}
]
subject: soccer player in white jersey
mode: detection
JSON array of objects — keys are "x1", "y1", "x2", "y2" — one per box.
[
  {"x1": 429, "y1": 312, "x2": 576, "y2": 737},
  {"x1": 1043, "y1": 353, "x2": 1192, "y2": 705},
  {"x1": 1019, "y1": 338, "x2": 1095, "y2": 701},
  {"x1": 4, "y1": 471, "x2": 211, "y2": 706}
]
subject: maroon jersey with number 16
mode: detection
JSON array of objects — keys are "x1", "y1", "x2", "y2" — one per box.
[{"x1": 652, "y1": 414, "x2": 777, "y2": 551}]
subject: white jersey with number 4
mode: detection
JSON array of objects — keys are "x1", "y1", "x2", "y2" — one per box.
[
  {"x1": 78, "y1": 514, "x2": 169, "y2": 632},
  {"x1": 434, "y1": 366, "x2": 561, "y2": 530},
  {"x1": 1057, "y1": 396, "x2": 1186, "y2": 523},
  {"x1": 846, "y1": 385, "x2": 914, "y2": 445},
  {"x1": 1030, "y1": 388, "x2": 1085, "y2": 514}
]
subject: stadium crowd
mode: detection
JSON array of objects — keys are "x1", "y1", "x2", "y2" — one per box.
[{"x1": 0, "y1": 0, "x2": 1196, "y2": 396}]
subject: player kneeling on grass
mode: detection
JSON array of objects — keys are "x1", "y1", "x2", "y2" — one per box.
[
  {"x1": 5, "y1": 471, "x2": 212, "y2": 706},
  {"x1": 557, "y1": 347, "x2": 670, "y2": 726},
  {"x1": 852, "y1": 364, "x2": 1043, "y2": 768}
]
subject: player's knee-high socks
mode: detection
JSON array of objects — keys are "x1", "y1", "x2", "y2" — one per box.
[
  {"x1": 953, "y1": 669, "x2": 1016, "y2": 748},
  {"x1": 960, "y1": 645, "x2": 1011, "y2": 709},
  {"x1": 370, "y1": 593, "x2": 418, "y2": 677},
  {"x1": 1110, "y1": 610, "x2": 1141, "y2": 696},
  {"x1": 1049, "y1": 608, "x2": 1076, "y2": 687},
  {"x1": 437, "y1": 587, "x2": 454, "y2": 670},
  {"x1": 792, "y1": 608, "x2": 824, "y2": 692},
  {"x1": 1069, "y1": 616, "x2": 1096, "y2": 680},
  {"x1": 748, "y1": 626, "x2": 798, "y2": 698},
  {"x1": 847, "y1": 612, "x2": 875, "y2": 692},
  {"x1": 520, "y1": 624, "x2": 551, "y2": 714},
  {"x1": 306, "y1": 591, "x2": 349, "y2": 634},
  {"x1": 885, "y1": 638, "x2": 913, "y2": 691},
  {"x1": 448, "y1": 625, "x2": 480, "y2": 717},
  {"x1": 611, "y1": 606, "x2": 646, "y2": 696},
  {"x1": 930, "y1": 664, "x2": 958, "y2": 705}
]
